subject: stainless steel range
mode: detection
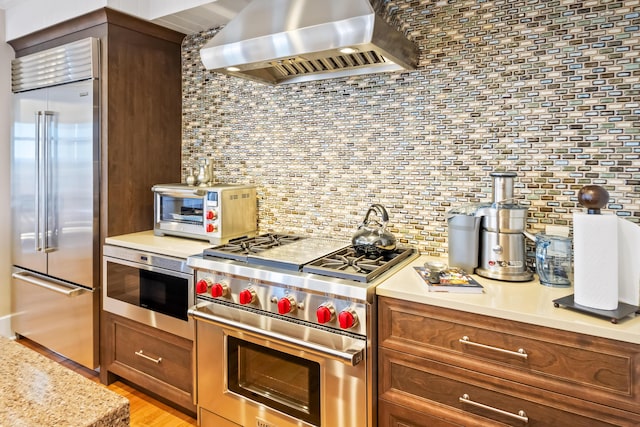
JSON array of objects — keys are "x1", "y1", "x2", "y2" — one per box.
[{"x1": 187, "y1": 234, "x2": 417, "y2": 427}]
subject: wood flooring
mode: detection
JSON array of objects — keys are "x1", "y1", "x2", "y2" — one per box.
[{"x1": 15, "y1": 337, "x2": 198, "y2": 427}]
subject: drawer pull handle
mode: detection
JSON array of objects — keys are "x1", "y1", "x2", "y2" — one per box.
[
  {"x1": 135, "y1": 350, "x2": 162, "y2": 364},
  {"x1": 460, "y1": 393, "x2": 529, "y2": 423},
  {"x1": 459, "y1": 336, "x2": 528, "y2": 359}
]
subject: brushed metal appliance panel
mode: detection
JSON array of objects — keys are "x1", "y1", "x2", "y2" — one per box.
[
  {"x1": 11, "y1": 268, "x2": 98, "y2": 369},
  {"x1": 11, "y1": 79, "x2": 98, "y2": 289},
  {"x1": 11, "y1": 88, "x2": 47, "y2": 274}
]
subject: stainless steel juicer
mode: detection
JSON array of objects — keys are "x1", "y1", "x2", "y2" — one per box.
[{"x1": 448, "y1": 171, "x2": 533, "y2": 282}]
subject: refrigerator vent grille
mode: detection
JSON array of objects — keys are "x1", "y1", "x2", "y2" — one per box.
[{"x1": 11, "y1": 37, "x2": 99, "y2": 93}]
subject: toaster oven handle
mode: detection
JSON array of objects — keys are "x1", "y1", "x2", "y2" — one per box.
[
  {"x1": 190, "y1": 307, "x2": 365, "y2": 366},
  {"x1": 154, "y1": 188, "x2": 205, "y2": 198}
]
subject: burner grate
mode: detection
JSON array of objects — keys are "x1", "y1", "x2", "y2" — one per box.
[
  {"x1": 303, "y1": 247, "x2": 416, "y2": 283},
  {"x1": 314, "y1": 253, "x2": 386, "y2": 274},
  {"x1": 203, "y1": 234, "x2": 304, "y2": 261}
]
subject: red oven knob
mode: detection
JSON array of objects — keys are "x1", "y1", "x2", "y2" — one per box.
[
  {"x1": 239, "y1": 288, "x2": 256, "y2": 305},
  {"x1": 206, "y1": 210, "x2": 217, "y2": 220},
  {"x1": 211, "y1": 282, "x2": 228, "y2": 298},
  {"x1": 206, "y1": 223, "x2": 217, "y2": 233},
  {"x1": 277, "y1": 296, "x2": 296, "y2": 314},
  {"x1": 338, "y1": 310, "x2": 358, "y2": 330},
  {"x1": 195, "y1": 278, "x2": 212, "y2": 294},
  {"x1": 316, "y1": 304, "x2": 335, "y2": 324}
]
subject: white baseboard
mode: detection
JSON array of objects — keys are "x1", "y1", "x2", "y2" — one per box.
[{"x1": 0, "y1": 314, "x2": 14, "y2": 339}]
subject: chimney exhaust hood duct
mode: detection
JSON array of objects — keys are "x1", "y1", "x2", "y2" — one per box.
[{"x1": 200, "y1": 0, "x2": 418, "y2": 85}]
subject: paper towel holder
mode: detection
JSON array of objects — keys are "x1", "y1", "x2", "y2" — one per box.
[
  {"x1": 553, "y1": 185, "x2": 639, "y2": 323},
  {"x1": 553, "y1": 294, "x2": 639, "y2": 324}
]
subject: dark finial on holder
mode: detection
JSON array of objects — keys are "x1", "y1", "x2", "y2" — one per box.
[{"x1": 577, "y1": 185, "x2": 609, "y2": 214}]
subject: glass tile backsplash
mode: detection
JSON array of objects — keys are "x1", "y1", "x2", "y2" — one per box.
[{"x1": 181, "y1": 0, "x2": 639, "y2": 256}]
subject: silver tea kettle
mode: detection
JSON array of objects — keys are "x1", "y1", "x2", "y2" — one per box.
[{"x1": 352, "y1": 204, "x2": 397, "y2": 257}]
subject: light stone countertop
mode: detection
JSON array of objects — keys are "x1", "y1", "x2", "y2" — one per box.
[
  {"x1": 376, "y1": 255, "x2": 640, "y2": 345},
  {"x1": 0, "y1": 336, "x2": 129, "y2": 427},
  {"x1": 105, "y1": 230, "x2": 212, "y2": 258},
  {"x1": 103, "y1": 233, "x2": 640, "y2": 345}
]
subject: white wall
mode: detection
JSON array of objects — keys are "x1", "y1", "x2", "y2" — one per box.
[
  {"x1": 3, "y1": 0, "x2": 106, "y2": 41},
  {"x1": 0, "y1": 8, "x2": 14, "y2": 337},
  {"x1": 2, "y1": 0, "x2": 217, "y2": 41}
]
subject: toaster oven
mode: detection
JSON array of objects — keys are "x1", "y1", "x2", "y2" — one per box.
[{"x1": 152, "y1": 183, "x2": 257, "y2": 244}]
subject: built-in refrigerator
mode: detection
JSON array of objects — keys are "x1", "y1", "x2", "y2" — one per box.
[{"x1": 10, "y1": 38, "x2": 100, "y2": 369}]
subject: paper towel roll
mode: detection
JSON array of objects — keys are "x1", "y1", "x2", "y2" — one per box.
[{"x1": 573, "y1": 212, "x2": 619, "y2": 310}]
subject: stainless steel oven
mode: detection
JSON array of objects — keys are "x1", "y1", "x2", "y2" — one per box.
[
  {"x1": 187, "y1": 234, "x2": 418, "y2": 427},
  {"x1": 103, "y1": 244, "x2": 194, "y2": 339},
  {"x1": 191, "y1": 302, "x2": 367, "y2": 427}
]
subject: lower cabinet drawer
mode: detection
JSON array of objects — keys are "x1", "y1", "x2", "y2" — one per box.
[
  {"x1": 379, "y1": 400, "x2": 465, "y2": 427},
  {"x1": 378, "y1": 297, "x2": 639, "y2": 412},
  {"x1": 379, "y1": 348, "x2": 640, "y2": 427},
  {"x1": 113, "y1": 321, "x2": 192, "y2": 394},
  {"x1": 102, "y1": 311, "x2": 195, "y2": 413}
]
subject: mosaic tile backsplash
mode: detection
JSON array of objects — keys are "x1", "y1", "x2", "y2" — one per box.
[{"x1": 181, "y1": 0, "x2": 640, "y2": 257}]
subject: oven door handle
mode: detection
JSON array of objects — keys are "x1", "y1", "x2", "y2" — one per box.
[{"x1": 190, "y1": 308, "x2": 365, "y2": 366}]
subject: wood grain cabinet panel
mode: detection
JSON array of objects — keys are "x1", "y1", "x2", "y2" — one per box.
[
  {"x1": 378, "y1": 296, "x2": 640, "y2": 426},
  {"x1": 103, "y1": 311, "x2": 195, "y2": 414},
  {"x1": 112, "y1": 321, "x2": 192, "y2": 394},
  {"x1": 379, "y1": 400, "x2": 465, "y2": 427}
]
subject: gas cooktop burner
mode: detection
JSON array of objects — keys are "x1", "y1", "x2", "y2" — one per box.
[
  {"x1": 200, "y1": 233, "x2": 416, "y2": 283},
  {"x1": 204, "y1": 234, "x2": 304, "y2": 261},
  {"x1": 302, "y1": 246, "x2": 416, "y2": 283}
]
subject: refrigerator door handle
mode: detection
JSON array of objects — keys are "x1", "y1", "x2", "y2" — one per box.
[
  {"x1": 43, "y1": 110, "x2": 56, "y2": 253},
  {"x1": 11, "y1": 271, "x2": 86, "y2": 297},
  {"x1": 34, "y1": 111, "x2": 43, "y2": 252}
]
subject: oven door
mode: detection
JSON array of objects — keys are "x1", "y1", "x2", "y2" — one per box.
[
  {"x1": 190, "y1": 302, "x2": 368, "y2": 427},
  {"x1": 103, "y1": 250, "x2": 194, "y2": 339}
]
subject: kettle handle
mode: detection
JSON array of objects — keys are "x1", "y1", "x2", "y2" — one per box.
[{"x1": 362, "y1": 204, "x2": 390, "y2": 225}]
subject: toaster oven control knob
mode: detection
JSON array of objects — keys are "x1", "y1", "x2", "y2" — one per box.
[
  {"x1": 316, "y1": 304, "x2": 335, "y2": 324},
  {"x1": 338, "y1": 309, "x2": 358, "y2": 330},
  {"x1": 206, "y1": 223, "x2": 217, "y2": 233},
  {"x1": 195, "y1": 278, "x2": 213, "y2": 294},
  {"x1": 277, "y1": 295, "x2": 296, "y2": 314},
  {"x1": 206, "y1": 210, "x2": 217, "y2": 220},
  {"x1": 210, "y1": 282, "x2": 228, "y2": 298},
  {"x1": 239, "y1": 288, "x2": 256, "y2": 305}
]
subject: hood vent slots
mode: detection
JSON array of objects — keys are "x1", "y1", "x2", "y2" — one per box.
[
  {"x1": 200, "y1": 0, "x2": 418, "y2": 85},
  {"x1": 270, "y1": 50, "x2": 387, "y2": 79}
]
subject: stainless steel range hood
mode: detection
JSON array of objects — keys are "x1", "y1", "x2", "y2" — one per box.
[{"x1": 200, "y1": 0, "x2": 418, "y2": 85}]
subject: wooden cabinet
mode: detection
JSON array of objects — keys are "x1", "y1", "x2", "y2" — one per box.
[
  {"x1": 102, "y1": 311, "x2": 195, "y2": 414},
  {"x1": 378, "y1": 296, "x2": 640, "y2": 426}
]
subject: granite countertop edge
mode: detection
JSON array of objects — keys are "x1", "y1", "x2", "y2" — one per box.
[{"x1": 0, "y1": 336, "x2": 129, "y2": 427}]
